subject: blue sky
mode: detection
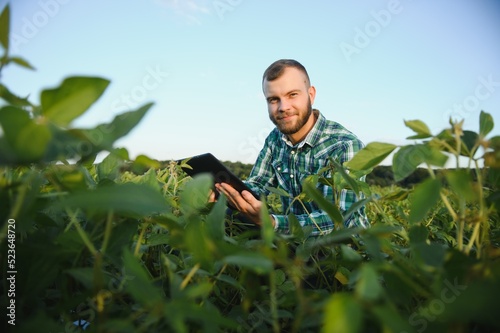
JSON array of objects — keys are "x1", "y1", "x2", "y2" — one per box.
[{"x1": 2, "y1": 0, "x2": 500, "y2": 164}]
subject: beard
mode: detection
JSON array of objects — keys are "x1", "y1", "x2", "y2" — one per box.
[{"x1": 270, "y1": 97, "x2": 313, "y2": 135}]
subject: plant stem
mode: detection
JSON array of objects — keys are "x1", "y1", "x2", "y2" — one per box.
[
  {"x1": 269, "y1": 269, "x2": 280, "y2": 333},
  {"x1": 100, "y1": 210, "x2": 114, "y2": 254},
  {"x1": 67, "y1": 209, "x2": 98, "y2": 256},
  {"x1": 180, "y1": 263, "x2": 200, "y2": 290},
  {"x1": 134, "y1": 223, "x2": 147, "y2": 257}
]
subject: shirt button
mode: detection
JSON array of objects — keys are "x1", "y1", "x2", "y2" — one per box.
[
  {"x1": 291, "y1": 150, "x2": 295, "y2": 155},
  {"x1": 277, "y1": 167, "x2": 281, "y2": 171},
  {"x1": 290, "y1": 174, "x2": 294, "y2": 179}
]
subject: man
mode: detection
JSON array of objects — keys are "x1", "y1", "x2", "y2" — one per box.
[{"x1": 215, "y1": 59, "x2": 369, "y2": 236}]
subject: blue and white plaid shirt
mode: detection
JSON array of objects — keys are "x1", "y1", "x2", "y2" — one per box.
[{"x1": 245, "y1": 110, "x2": 370, "y2": 236}]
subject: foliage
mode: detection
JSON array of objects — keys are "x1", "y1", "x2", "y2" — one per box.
[{"x1": 1, "y1": 5, "x2": 500, "y2": 333}]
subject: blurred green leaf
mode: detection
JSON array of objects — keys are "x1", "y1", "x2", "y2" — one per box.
[
  {"x1": 288, "y1": 213, "x2": 305, "y2": 240},
  {"x1": 0, "y1": 106, "x2": 51, "y2": 162},
  {"x1": 371, "y1": 305, "x2": 414, "y2": 333},
  {"x1": 355, "y1": 263, "x2": 383, "y2": 301},
  {"x1": 122, "y1": 248, "x2": 164, "y2": 307},
  {"x1": 265, "y1": 185, "x2": 291, "y2": 198},
  {"x1": 223, "y1": 252, "x2": 273, "y2": 274},
  {"x1": 409, "y1": 225, "x2": 429, "y2": 244},
  {"x1": 0, "y1": 4, "x2": 9, "y2": 50},
  {"x1": 66, "y1": 268, "x2": 94, "y2": 290},
  {"x1": 409, "y1": 178, "x2": 441, "y2": 224},
  {"x1": 329, "y1": 158, "x2": 359, "y2": 194},
  {"x1": 345, "y1": 142, "x2": 397, "y2": 171},
  {"x1": 340, "y1": 244, "x2": 362, "y2": 262},
  {"x1": 393, "y1": 144, "x2": 447, "y2": 182},
  {"x1": 303, "y1": 177, "x2": 343, "y2": 227},
  {"x1": 79, "y1": 103, "x2": 153, "y2": 156},
  {"x1": 479, "y1": 111, "x2": 494, "y2": 138},
  {"x1": 322, "y1": 293, "x2": 362, "y2": 333},
  {"x1": 41, "y1": 76, "x2": 109, "y2": 126},
  {"x1": 7, "y1": 56, "x2": 35, "y2": 70},
  {"x1": 185, "y1": 218, "x2": 217, "y2": 270},
  {"x1": 461, "y1": 130, "x2": 479, "y2": 156},
  {"x1": 53, "y1": 183, "x2": 168, "y2": 217},
  {"x1": 97, "y1": 151, "x2": 125, "y2": 182},
  {"x1": 0, "y1": 83, "x2": 33, "y2": 107},
  {"x1": 445, "y1": 169, "x2": 478, "y2": 201},
  {"x1": 206, "y1": 195, "x2": 226, "y2": 241},
  {"x1": 405, "y1": 119, "x2": 432, "y2": 139},
  {"x1": 180, "y1": 173, "x2": 213, "y2": 215},
  {"x1": 260, "y1": 197, "x2": 275, "y2": 247}
]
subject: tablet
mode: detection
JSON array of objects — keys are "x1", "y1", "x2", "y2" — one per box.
[{"x1": 178, "y1": 153, "x2": 259, "y2": 199}]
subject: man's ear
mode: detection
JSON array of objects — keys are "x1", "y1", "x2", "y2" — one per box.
[{"x1": 308, "y1": 85, "x2": 317, "y2": 105}]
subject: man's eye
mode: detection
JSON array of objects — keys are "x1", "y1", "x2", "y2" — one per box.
[{"x1": 268, "y1": 98, "x2": 278, "y2": 104}]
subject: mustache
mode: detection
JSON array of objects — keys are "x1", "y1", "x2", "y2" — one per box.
[{"x1": 276, "y1": 113, "x2": 297, "y2": 120}]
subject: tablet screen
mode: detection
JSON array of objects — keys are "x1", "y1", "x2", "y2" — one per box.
[{"x1": 178, "y1": 153, "x2": 258, "y2": 199}]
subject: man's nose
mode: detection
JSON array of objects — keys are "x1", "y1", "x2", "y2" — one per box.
[{"x1": 279, "y1": 99, "x2": 291, "y2": 111}]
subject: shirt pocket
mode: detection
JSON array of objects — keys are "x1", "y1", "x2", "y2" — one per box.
[
  {"x1": 298, "y1": 156, "x2": 329, "y2": 185},
  {"x1": 272, "y1": 160, "x2": 291, "y2": 193}
]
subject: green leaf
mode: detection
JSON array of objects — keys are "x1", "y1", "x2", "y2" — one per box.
[
  {"x1": 122, "y1": 248, "x2": 164, "y2": 307},
  {"x1": 185, "y1": 221, "x2": 217, "y2": 270},
  {"x1": 180, "y1": 173, "x2": 213, "y2": 215},
  {"x1": 461, "y1": 130, "x2": 479, "y2": 156},
  {"x1": 0, "y1": 83, "x2": 32, "y2": 107},
  {"x1": 223, "y1": 252, "x2": 273, "y2": 274},
  {"x1": 79, "y1": 102, "x2": 153, "y2": 154},
  {"x1": 393, "y1": 144, "x2": 447, "y2": 181},
  {"x1": 409, "y1": 225, "x2": 429, "y2": 244},
  {"x1": 445, "y1": 169, "x2": 478, "y2": 201},
  {"x1": 206, "y1": 195, "x2": 227, "y2": 241},
  {"x1": 409, "y1": 178, "x2": 441, "y2": 224},
  {"x1": 52, "y1": 183, "x2": 168, "y2": 217},
  {"x1": 355, "y1": 263, "x2": 383, "y2": 301},
  {"x1": 340, "y1": 244, "x2": 362, "y2": 262},
  {"x1": 0, "y1": 5, "x2": 9, "y2": 51},
  {"x1": 288, "y1": 213, "x2": 305, "y2": 240},
  {"x1": 302, "y1": 177, "x2": 344, "y2": 227},
  {"x1": 329, "y1": 158, "x2": 359, "y2": 194},
  {"x1": 0, "y1": 106, "x2": 31, "y2": 143},
  {"x1": 345, "y1": 142, "x2": 397, "y2": 171},
  {"x1": 371, "y1": 305, "x2": 414, "y2": 333},
  {"x1": 265, "y1": 185, "x2": 291, "y2": 198},
  {"x1": 7, "y1": 56, "x2": 35, "y2": 70},
  {"x1": 404, "y1": 119, "x2": 432, "y2": 139},
  {"x1": 96, "y1": 151, "x2": 126, "y2": 182},
  {"x1": 0, "y1": 106, "x2": 51, "y2": 161},
  {"x1": 41, "y1": 76, "x2": 110, "y2": 126},
  {"x1": 16, "y1": 122, "x2": 52, "y2": 161},
  {"x1": 260, "y1": 197, "x2": 275, "y2": 248},
  {"x1": 65, "y1": 268, "x2": 94, "y2": 290},
  {"x1": 479, "y1": 111, "x2": 494, "y2": 138},
  {"x1": 322, "y1": 293, "x2": 362, "y2": 333}
]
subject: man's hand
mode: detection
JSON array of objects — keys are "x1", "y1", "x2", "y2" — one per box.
[{"x1": 215, "y1": 182, "x2": 274, "y2": 227}]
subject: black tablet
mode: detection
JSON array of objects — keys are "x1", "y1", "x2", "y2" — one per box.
[{"x1": 178, "y1": 153, "x2": 259, "y2": 199}]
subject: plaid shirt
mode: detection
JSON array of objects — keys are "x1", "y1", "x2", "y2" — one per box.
[{"x1": 245, "y1": 111, "x2": 370, "y2": 236}]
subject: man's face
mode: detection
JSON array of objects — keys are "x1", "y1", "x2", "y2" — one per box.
[{"x1": 263, "y1": 67, "x2": 316, "y2": 135}]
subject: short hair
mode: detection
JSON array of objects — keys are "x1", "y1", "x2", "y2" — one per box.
[{"x1": 262, "y1": 59, "x2": 311, "y2": 86}]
